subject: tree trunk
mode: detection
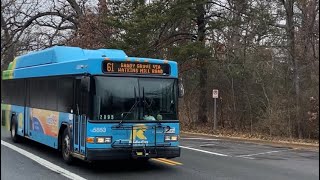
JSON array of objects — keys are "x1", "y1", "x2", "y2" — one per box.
[
  {"x1": 196, "y1": 2, "x2": 208, "y2": 123},
  {"x1": 283, "y1": 0, "x2": 302, "y2": 138}
]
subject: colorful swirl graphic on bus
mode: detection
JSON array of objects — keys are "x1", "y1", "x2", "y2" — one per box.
[
  {"x1": 31, "y1": 117, "x2": 44, "y2": 133},
  {"x1": 30, "y1": 108, "x2": 59, "y2": 137}
]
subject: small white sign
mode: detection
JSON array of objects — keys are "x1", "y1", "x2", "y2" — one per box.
[{"x1": 212, "y1": 89, "x2": 219, "y2": 98}]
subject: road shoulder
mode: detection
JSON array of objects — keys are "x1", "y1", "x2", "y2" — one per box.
[{"x1": 181, "y1": 131, "x2": 319, "y2": 151}]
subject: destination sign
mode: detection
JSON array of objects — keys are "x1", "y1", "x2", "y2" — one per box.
[{"x1": 102, "y1": 61, "x2": 170, "y2": 75}]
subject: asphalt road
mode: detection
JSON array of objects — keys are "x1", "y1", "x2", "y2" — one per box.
[{"x1": 1, "y1": 127, "x2": 319, "y2": 180}]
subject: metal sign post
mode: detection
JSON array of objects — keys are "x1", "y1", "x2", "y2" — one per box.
[{"x1": 212, "y1": 89, "x2": 219, "y2": 130}]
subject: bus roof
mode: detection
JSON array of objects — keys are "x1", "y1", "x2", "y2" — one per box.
[
  {"x1": 15, "y1": 46, "x2": 129, "y2": 69},
  {"x1": 2, "y1": 46, "x2": 178, "y2": 79}
]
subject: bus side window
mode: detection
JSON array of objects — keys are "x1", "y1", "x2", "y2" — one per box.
[
  {"x1": 29, "y1": 79, "x2": 43, "y2": 108},
  {"x1": 46, "y1": 78, "x2": 58, "y2": 111},
  {"x1": 58, "y1": 78, "x2": 74, "y2": 113},
  {"x1": 2, "y1": 79, "x2": 26, "y2": 106}
]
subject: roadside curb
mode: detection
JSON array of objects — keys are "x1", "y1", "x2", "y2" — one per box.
[{"x1": 181, "y1": 131, "x2": 319, "y2": 151}]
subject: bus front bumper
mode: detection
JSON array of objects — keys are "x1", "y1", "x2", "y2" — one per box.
[{"x1": 86, "y1": 147, "x2": 180, "y2": 161}]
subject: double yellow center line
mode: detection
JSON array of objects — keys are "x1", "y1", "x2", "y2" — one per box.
[{"x1": 151, "y1": 158, "x2": 182, "y2": 166}]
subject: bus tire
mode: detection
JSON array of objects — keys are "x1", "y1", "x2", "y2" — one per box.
[
  {"x1": 62, "y1": 128, "x2": 73, "y2": 164},
  {"x1": 10, "y1": 115, "x2": 20, "y2": 143}
]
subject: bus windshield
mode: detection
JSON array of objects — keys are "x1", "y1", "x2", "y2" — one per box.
[{"x1": 93, "y1": 76, "x2": 177, "y2": 121}]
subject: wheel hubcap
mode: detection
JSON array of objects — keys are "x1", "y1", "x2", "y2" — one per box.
[{"x1": 11, "y1": 125, "x2": 15, "y2": 137}]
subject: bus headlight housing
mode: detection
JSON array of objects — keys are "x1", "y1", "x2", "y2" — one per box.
[
  {"x1": 96, "y1": 137, "x2": 112, "y2": 143},
  {"x1": 165, "y1": 135, "x2": 178, "y2": 141}
]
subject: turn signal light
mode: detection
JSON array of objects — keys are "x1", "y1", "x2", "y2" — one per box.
[{"x1": 86, "y1": 137, "x2": 95, "y2": 143}]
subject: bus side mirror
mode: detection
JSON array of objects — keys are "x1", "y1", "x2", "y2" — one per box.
[{"x1": 178, "y1": 78, "x2": 185, "y2": 98}]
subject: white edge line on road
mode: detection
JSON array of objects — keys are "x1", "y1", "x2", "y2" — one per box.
[
  {"x1": 179, "y1": 145, "x2": 230, "y2": 157},
  {"x1": 1, "y1": 140, "x2": 86, "y2": 180},
  {"x1": 199, "y1": 144, "x2": 217, "y2": 147},
  {"x1": 238, "y1": 156, "x2": 255, "y2": 160},
  {"x1": 236, "y1": 150, "x2": 289, "y2": 158},
  {"x1": 180, "y1": 137, "x2": 220, "y2": 141}
]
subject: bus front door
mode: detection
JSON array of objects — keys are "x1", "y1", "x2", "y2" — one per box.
[{"x1": 72, "y1": 115, "x2": 86, "y2": 155}]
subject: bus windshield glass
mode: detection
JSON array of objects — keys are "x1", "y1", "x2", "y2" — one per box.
[{"x1": 93, "y1": 76, "x2": 177, "y2": 121}]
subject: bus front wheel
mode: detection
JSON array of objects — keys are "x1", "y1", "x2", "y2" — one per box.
[{"x1": 62, "y1": 128, "x2": 73, "y2": 164}]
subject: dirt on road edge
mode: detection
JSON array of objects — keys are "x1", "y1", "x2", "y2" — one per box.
[{"x1": 181, "y1": 131, "x2": 319, "y2": 151}]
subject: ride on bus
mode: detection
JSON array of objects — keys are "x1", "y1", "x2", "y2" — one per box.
[{"x1": 1, "y1": 46, "x2": 184, "y2": 164}]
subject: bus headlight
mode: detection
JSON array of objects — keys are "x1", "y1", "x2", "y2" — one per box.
[
  {"x1": 104, "y1": 137, "x2": 112, "y2": 143},
  {"x1": 96, "y1": 137, "x2": 112, "y2": 143},
  {"x1": 171, "y1": 135, "x2": 178, "y2": 141},
  {"x1": 165, "y1": 135, "x2": 178, "y2": 141}
]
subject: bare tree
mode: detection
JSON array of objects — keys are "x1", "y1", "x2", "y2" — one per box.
[{"x1": 1, "y1": 0, "x2": 90, "y2": 70}]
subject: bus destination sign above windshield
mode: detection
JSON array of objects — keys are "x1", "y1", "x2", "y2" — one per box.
[{"x1": 102, "y1": 61, "x2": 170, "y2": 75}]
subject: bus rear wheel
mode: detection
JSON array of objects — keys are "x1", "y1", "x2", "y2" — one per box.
[
  {"x1": 10, "y1": 116, "x2": 20, "y2": 143},
  {"x1": 62, "y1": 128, "x2": 73, "y2": 164}
]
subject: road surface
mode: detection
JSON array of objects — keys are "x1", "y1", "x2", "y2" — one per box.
[{"x1": 1, "y1": 127, "x2": 319, "y2": 180}]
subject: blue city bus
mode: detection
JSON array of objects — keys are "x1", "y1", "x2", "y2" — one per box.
[{"x1": 1, "y1": 46, "x2": 184, "y2": 164}]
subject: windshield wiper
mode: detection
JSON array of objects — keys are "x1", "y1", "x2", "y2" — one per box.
[{"x1": 119, "y1": 88, "x2": 138, "y2": 125}]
